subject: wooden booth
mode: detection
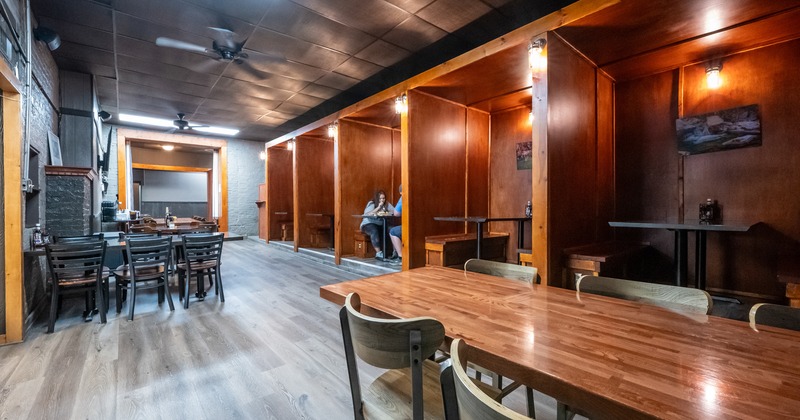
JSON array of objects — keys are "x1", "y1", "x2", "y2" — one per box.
[
  {"x1": 265, "y1": 143, "x2": 294, "y2": 244},
  {"x1": 293, "y1": 127, "x2": 334, "y2": 252}
]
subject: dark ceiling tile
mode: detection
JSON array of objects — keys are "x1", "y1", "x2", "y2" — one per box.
[
  {"x1": 259, "y1": 1, "x2": 375, "y2": 55},
  {"x1": 203, "y1": 91, "x2": 282, "y2": 110},
  {"x1": 197, "y1": 97, "x2": 273, "y2": 115},
  {"x1": 116, "y1": 36, "x2": 229, "y2": 75},
  {"x1": 118, "y1": 82, "x2": 205, "y2": 107},
  {"x1": 179, "y1": 0, "x2": 274, "y2": 25},
  {"x1": 275, "y1": 101, "x2": 310, "y2": 116},
  {"x1": 243, "y1": 56, "x2": 328, "y2": 83},
  {"x1": 31, "y1": 0, "x2": 112, "y2": 31},
  {"x1": 118, "y1": 69, "x2": 213, "y2": 98},
  {"x1": 384, "y1": 0, "x2": 436, "y2": 14},
  {"x1": 355, "y1": 39, "x2": 411, "y2": 68},
  {"x1": 238, "y1": 124, "x2": 287, "y2": 140},
  {"x1": 298, "y1": 83, "x2": 341, "y2": 100},
  {"x1": 284, "y1": 92, "x2": 326, "y2": 109},
  {"x1": 221, "y1": 65, "x2": 311, "y2": 91},
  {"x1": 38, "y1": 16, "x2": 113, "y2": 51},
  {"x1": 53, "y1": 56, "x2": 116, "y2": 79},
  {"x1": 247, "y1": 28, "x2": 349, "y2": 71},
  {"x1": 332, "y1": 57, "x2": 384, "y2": 80},
  {"x1": 382, "y1": 15, "x2": 447, "y2": 51},
  {"x1": 213, "y1": 77, "x2": 294, "y2": 101},
  {"x1": 417, "y1": 0, "x2": 491, "y2": 33},
  {"x1": 117, "y1": 55, "x2": 221, "y2": 86},
  {"x1": 481, "y1": 0, "x2": 515, "y2": 7},
  {"x1": 256, "y1": 114, "x2": 290, "y2": 125},
  {"x1": 190, "y1": 109, "x2": 262, "y2": 124},
  {"x1": 115, "y1": 0, "x2": 255, "y2": 40},
  {"x1": 314, "y1": 72, "x2": 359, "y2": 91},
  {"x1": 262, "y1": 109, "x2": 298, "y2": 121},
  {"x1": 52, "y1": 41, "x2": 115, "y2": 67},
  {"x1": 290, "y1": 0, "x2": 410, "y2": 37}
]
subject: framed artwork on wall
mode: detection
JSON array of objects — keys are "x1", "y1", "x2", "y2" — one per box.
[
  {"x1": 676, "y1": 104, "x2": 761, "y2": 155},
  {"x1": 48, "y1": 131, "x2": 62, "y2": 165},
  {"x1": 516, "y1": 141, "x2": 532, "y2": 170}
]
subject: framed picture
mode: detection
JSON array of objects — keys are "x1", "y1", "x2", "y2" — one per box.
[
  {"x1": 676, "y1": 104, "x2": 761, "y2": 155},
  {"x1": 48, "y1": 131, "x2": 63, "y2": 165},
  {"x1": 516, "y1": 141, "x2": 532, "y2": 170}
]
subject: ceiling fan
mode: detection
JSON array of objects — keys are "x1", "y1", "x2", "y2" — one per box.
[
  {"x1": 156, "y1": 27, "x2": 249, "y2": 63},
  {"x1": 171, "y1": 113, "x2": 208, "y2": 132}
]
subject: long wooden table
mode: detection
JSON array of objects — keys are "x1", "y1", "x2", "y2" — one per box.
[{"x1": 321, "y1": 266, "x2": 800, "y2": 419}]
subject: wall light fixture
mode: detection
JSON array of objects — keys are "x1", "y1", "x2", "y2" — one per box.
[
  {"x1": 395, "y1": 94, "x2": 408, "y2": 114},
  {"x1": 706, "y1": 62, "x2": 723, "y2": 89},
  {"x1": 528, "y1": 38, "x2": 547, "y2": 71},
  {"x1": 327, "y1": 122, "x2": 338, "y2": 138}
]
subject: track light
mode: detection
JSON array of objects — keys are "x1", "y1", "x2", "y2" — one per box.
[
  {"x1": 98, "y1": 110, "x2": 112, "y2": 122},
  {"x1": 33, "y1": 27, "x2": 61, "y2": 51}
]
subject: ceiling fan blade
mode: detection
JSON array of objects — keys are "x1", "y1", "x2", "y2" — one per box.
[
  {"x1": 236, "y1": 60, "x2": 264, "y2": 79},
  {"x1": 188, "y1": 123, "x2": 210, "y2": 129},
  {"x1": 155, "y1": 37, "x2": 210, "y2": 54},
  {"x1": 208, "y1": 27, "x2": 239, "y2": 50}
]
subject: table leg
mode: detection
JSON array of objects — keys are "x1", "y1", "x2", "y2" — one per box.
[
  {"x1": 329, "y1": 215, "x2": 335, "y2": 250},
  {"x1": 695, "y1": 230, "x2": 707, "y2": 290},
  {"x1": 517, "y1": 220, "x2": 526, "y2": 264},
  {"x1": 381, "y1": 220, "x2": 388, "y2": 261},
  {"x1": 476, "y1": 222, "x2": 483, "y2": 260},
  {"x1": 674, "y1": 230, "x2": 688, "y2": 287}
]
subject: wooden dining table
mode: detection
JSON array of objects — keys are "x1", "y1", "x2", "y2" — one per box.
[{"x1": 321, "y1": 266, "x2": 800, "y2": 419}]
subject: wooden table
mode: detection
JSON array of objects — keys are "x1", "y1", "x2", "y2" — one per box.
[
  {"x1": 609, "y1": 220, "x2": 756, "y2": 289},
  {"x1": 321, "y1": 266, "x2": 800, "y2": 419},
  {"x1": 434, "y1": 216, "x2": 529, "y2": 259}
]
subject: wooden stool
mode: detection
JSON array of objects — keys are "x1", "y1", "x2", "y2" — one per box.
[
  {"x1": 424, "y1": 233, "x2": 508, "y2": 267},
  {"x1": 562, "y1": 241, "x2": 649, "y2": 289},
  {"x1": 518, "y1": 249, "x2": 533, "y2": 267},
  {"x1": 280, "y1": 222, "x2": 294, "y2": 241},
  {"x1": 354, "y1": 230, "x2": 374, "y2": 258},
  {"x1": 310, "y1": 226, "x2": 331, "y2": 248}
]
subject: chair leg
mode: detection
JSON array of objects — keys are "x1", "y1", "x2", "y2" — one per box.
[
  {"x1": 116, "y1": 279, "x2": 124, "y2": 314},
  {"x1": 340, "y1": 307, "x2": 364, "y2": 420},
  {"x1": 526, "y1": 386, "x2": 536, "y2": 418},
  {"x1": 97, "y1": 281, "x2": 107, "y2": 324},
  {"x1": 177, "y1": 270, "x2": 185, "y2": 302},
  {"x1": 128, "y1": 281, "x2": 136, "y2": 321},
  {"x1": 164, "y1": 275, "x2": 175, "y2": 311},
  {"x1": 47, "y1": 284, "x2": 59, "y2": 333},
  {"x1": 216, "y1": 269, "x2": 224, "y2": 302},
  {"x1": 184, "y1": 271, "x2": 191, "y2": 309}
]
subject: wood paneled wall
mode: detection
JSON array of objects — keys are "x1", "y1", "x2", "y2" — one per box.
[
  {"x1": 405, "y1": 90, "x2": 468, "y2": 268},
  {"x1": 616, "y1": 38, "x2": 800, "y2": 300},
  {"x1": 293, "y1": 136, "x2": 334, "y2": 250},
  {"x1": 490, "y1": 107, "x2": 533, "y2": 260},
  {"x1": 266, "y1": 147, "x2": 293, "y2": 241},
  {"x1": 337, "y1": 119, "x2": 398, "y2": 257},
  {"x1": 467, "y1": 108, "x2": 490, "y2": 230},
  {"x1": 543, "y1": 34, "x2": 615, "y2": 286}
]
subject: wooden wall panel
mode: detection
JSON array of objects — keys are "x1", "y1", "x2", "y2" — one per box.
[
  {"x1": 615, "y1": 38, "x2": 800, "y2": 299},
  {"x1": 338, "y1": 119, "x2": 395, "y2": 256},
  {"x1": 257, "y1": 183, "x2": 267, "y2": 240},
  {"x1": 546, "y1": 35, "x2": 607, "y2": 286},
  {"x1": 266, "y1": 147, "x2": 293, "y2": 241},
  {"x1": 490, "y1": 107, "x2": 532, "y2": 261},
  {"x1": 294, "y1": 137, "x2": 334, "y2": 249},
  {"x1": 466, "y1": 108, "x2": 490, "y2": 233},
  {"x1": 392, "y1": 129, "x2": 401, "y2": 203},
  {"x1": 406, "y1": 90, "x2": 467, "y2": 268},
  {"x1": 596, "y1": 72, "x2": 616, "y2": 241}
]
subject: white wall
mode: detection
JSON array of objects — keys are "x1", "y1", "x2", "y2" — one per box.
[{"x1": 141, "y1": 170, "x2": 207, "y2": 202}]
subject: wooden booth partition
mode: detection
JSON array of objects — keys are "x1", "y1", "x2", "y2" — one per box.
[
  {"x1": 490, "y1": 107, "x2": 533, "y2": 261},
  {"x1": 404, "y1": 90, "x2": 471, "y2": 269},
  {"x1": 293, "y1": 135, "x2": 334, "y2": 251},
  {"x1": 536, "y1": 33, "x2": 615, "y2": 287},
  {"x1": 616, "y1": 38, "x2": 800, "y2": 301},
  {"x1": 266, "y1": 146, "x2": 294, "y2": 243},
  {"x1": 336, "y1": 118, "x2": 398, "y2": 261}
]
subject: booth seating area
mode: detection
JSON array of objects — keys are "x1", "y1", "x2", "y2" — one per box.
[
  {"x1": 425, "y1": 233, "x2": 509, "y2": 267},
  {"x1": 562, "y1": 241, "x2": 651, "y2": 289},
  {"x1": 353, "y1": 230, "x2": 374, "y2": 259}
]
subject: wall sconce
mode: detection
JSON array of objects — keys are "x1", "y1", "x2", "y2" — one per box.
[
  {"x1": 287, "y1": 138, "x2": 295, "y2": 150},
  {"x1": 705, "y1": 62, "x2": 723, "y2": 89},
  {"x1": 258, "y1": 151, "x2": 266, "y2": 160},
  {"x1": 528, "y1": 110, "x2": 534, "y2": 123},
  {"x1": 34, "y1": 26, "x2": 61, "y2": 51},
  {"x1": 161, "y1": 144, "x2": 174, "y2": 151},
  {"x1": 395, "y1": 94, "x2": 408, "y2": 114},
  {"x1": 327, "y1": 122, "x2": 338, "y2": 138},
  {"x1": 528, "y1": 38, "x2": 547, "y2": 71}
]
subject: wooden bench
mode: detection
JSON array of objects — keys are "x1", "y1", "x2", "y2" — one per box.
[
  {"x1": 778, "y1": 257, "x2": 800, "y2": 308},
  {"x1": 310, "y1": 225, "x2": 331, "y2": 248},
  {"x1": 562, "y1": 240, "x2": 650, "y2": 289},
  {"x1": 518, "y1": 248, "x2": 533, "y2": 267},
  {"x1": 354, "y1": 230, "x2": 375, "y2": 259},
  {"x1": 425, "y1": 233, "x2": 509, "y2": 267},
  {"x1": 280, "y1": 222, "x2": 294, "y2": 241}
]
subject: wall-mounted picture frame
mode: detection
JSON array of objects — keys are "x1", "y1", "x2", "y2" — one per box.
[
  {"x1": 48, "y1": 131, "x2": 63, "y2": 166},
  {"x1": 516, "y1": 141, "x2": 532, "y2": 170},
  {"x1": 676, "y1": 104, "x2": 761, "y2": 155}
]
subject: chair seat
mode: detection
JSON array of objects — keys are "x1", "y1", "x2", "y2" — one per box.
[
  {"x1": 56, "y1": 267, "x2": 112, "y2": 286},
  {"x1": 113, "y1": 264, "x2": 166, "y2": 280},
  {"x1": 176, "y1": 260, "x2": 219, "y2": 271},
  {"x1": 362, "y1": 359, "x2": 446, "y2": 420}
]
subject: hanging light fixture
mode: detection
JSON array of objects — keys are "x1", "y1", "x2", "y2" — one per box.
[
  {"x1": 395, "y1": 94, "x2": 408, "y2": 114},
  {"x1": 705, "y1": 62, "x2": 723, "y2": 89}
]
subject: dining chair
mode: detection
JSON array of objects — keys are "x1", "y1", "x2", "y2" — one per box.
[
  {"x1": 114, "y1": 237, "x2": 174, "y2": 320},
  {"x1": 442, "y1": 338, "x2": 530, "y2": 420},
  {"x1": 176, "y1": 233, "x2": 224, "y2": 309},
  {"x1": 340, "y1": 292, "x2": 447, "y2": 420},
  {"x1": 463, "y1": 259, "x2": 538, "y2": 417},
  {"x1": 54, "y1": 233, "x2": 105, "y2": 243},
  {"x1": 749, "y1": 303, "x2": 800, "y2": 331},
  {"x1": 575, "y1": 274, "x2": 713, "y2": 315},
  {"x1": 44, "y1": 241, "x2": 110, "y2": 333}
]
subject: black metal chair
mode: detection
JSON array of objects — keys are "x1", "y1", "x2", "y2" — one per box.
[
  {"x1": 113, "y1": 237, "x2": 174, "y2": 320},
  {"x1": 54, "y1": 233, "x2": 105, "y2": 244},
  {"x1": 44, "y1": 241, "x2": 109, "y2": 333},
  {"x1": 176, "y1": 233, "x2": 224, "y2": 309}
]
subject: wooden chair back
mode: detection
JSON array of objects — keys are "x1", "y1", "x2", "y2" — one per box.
[
  {"x1": 576, "y1": 275, "x2": 713, "y2": 315},
  {"x1": 125, "y1": 237, "x2": 172, "y2": 282},
  {"x1": 749, "y1": 303, "x2": 800, "y2": 331},
  {"x1": 464, "y1": 259, "x2": 539, "y2": 284},
  {"x1": 449, "y1": 338, "x2": 529, "y2": 420}
]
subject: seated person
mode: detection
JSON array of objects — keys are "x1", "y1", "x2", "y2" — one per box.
[
  {"x1": 389, "y1": 185, "x2": 402, "y2": 264},
  {"x1": 360, "y1": 190, "x2": 395, "y2": 259}
]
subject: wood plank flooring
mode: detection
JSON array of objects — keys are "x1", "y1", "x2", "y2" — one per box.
[{"x1": 0, "y1": 239, "x2": 567, "y2": 419}]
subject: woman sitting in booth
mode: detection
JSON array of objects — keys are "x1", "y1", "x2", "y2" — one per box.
[{"x1": 360, "y1": 190, "x2": 395, "y2": 260}]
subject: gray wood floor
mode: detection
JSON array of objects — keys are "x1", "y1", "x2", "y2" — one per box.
[{"x1": 0, "y1": 239, "x2": 567, "y2": 419}]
